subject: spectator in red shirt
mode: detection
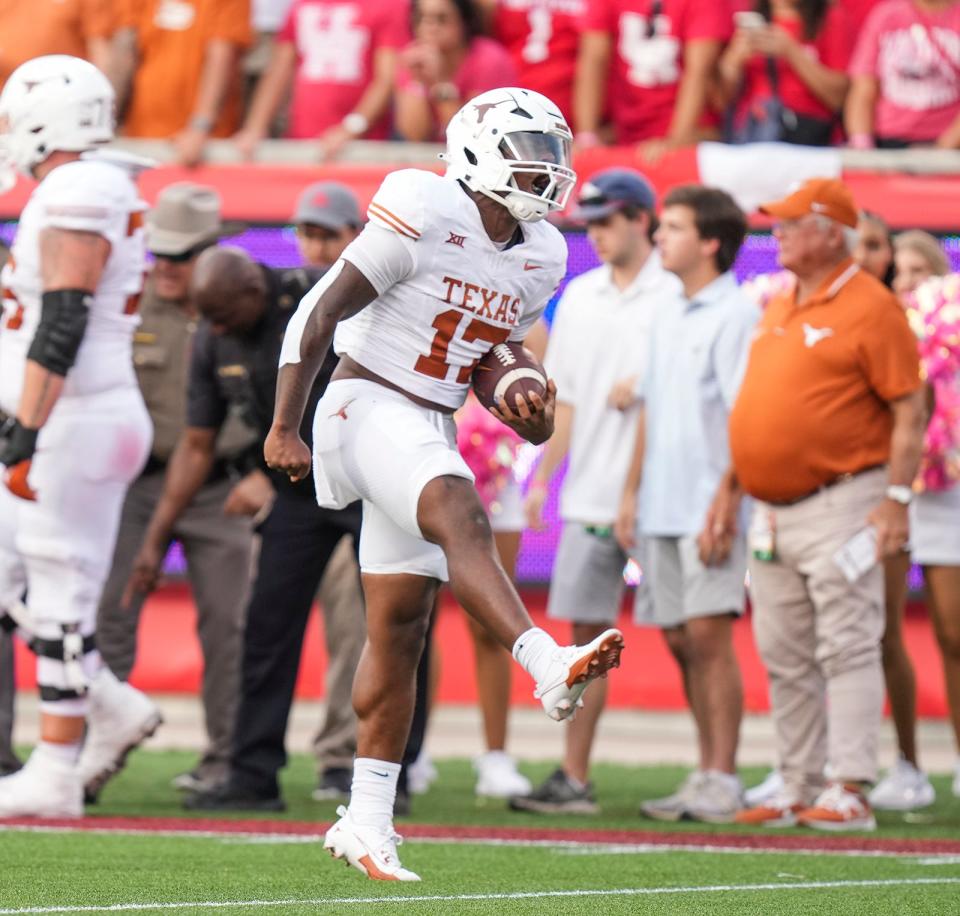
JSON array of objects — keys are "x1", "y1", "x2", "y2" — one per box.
[
  {"x1": 477, "y1": 0, "x2": 586, "y2": 125},
  {"x1": 234, "y1": 0, "x2": 408, "y2": 159},
  {"x1": 718, "y1": 1, "x2": 851, "y2": 146},
  {"x1": 394, "y1": 0, "x2": 518, "y2": 142},
  {"x1": 846, "y1": 0, "x2": 960, "y2": 149},
  {"x1": 840, "y1": 0, "x2": 883, "y2": 20},
  {"x1": 574, "y1": 0, "x2": 729, "y2": 157}
]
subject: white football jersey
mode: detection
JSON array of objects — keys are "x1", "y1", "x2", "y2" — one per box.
[
  {"x1": 0, "y1": 153, "x2": 147, "y2": 413},
  {"x1": 335, "y1": 169, "x2": 567, "y2": 409}
]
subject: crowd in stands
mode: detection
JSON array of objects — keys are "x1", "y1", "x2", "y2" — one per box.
[{"x1": 3, "y1": 0, "x2": 959, "y2": 166}]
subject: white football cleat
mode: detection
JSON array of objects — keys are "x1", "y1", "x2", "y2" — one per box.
[
  {"x1": 0, "y1": 746, "x2": 83, "y2": 818},
  {"x1": 324, "y1": 805, "x2": 421, "y2": 881},
  {"x1": 78, "y1": 667, "x2": 162, "y2": 802},
  {"x1": 534, "y1": 628, "x2": 624, "y2": 721},
  {"x1": 474, "y1": 750, "x2": 532, "y2": 798}
]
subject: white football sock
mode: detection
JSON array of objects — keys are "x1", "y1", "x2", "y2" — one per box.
[
  {"x1": 38, "y1": 740, "x2": 81, "y2": 765},
  {"x1": 349, "y1": 758, "x2": 401, "y2": 832},
  {"x1": 512, "y1": 627, "x2": 559, "y2": 686}
]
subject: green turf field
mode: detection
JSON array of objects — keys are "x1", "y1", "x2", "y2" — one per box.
[{"x1": 2, "y1": 750, "x2": 960, "y2": 915}]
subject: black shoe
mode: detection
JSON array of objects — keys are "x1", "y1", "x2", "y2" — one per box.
[
  {"x1": 508, "y1": 768, "x2": 598, "y2": 814},
  {"x1": 311, "y1": 767, "x2": 352, "y2": 801},
  {"x1": 183, "y1": 780, "x2": 286, "y2": 812},
  {"x1": 394, "y1": 788, "x2": 411, "y2": 817},
  {"x1": 0, "y1": 761, "x2": 21, "y2": 778}
]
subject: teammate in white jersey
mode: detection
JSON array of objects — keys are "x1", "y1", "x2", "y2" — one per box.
[
  {"x1": 265, "y1": 87, "x2": 624, "y2": 881},
  {"x1": 0, "y1": 56, "x2": 160, "y2": 818}
]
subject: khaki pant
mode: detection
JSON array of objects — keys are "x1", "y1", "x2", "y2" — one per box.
[
  {"x1": 748, "y1": 469, "x2": 886, "y2": 803},
  {"x1": 97, "y1": 471, "x2": 254, "y2": 781},
  {"x1": 312, "y1": 536, "x2": 366, "y2": 773}
]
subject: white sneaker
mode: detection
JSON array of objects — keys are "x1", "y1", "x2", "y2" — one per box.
[
  {"x1": 324, "y1": 805, "x2": 420, "y2": 881},
  {"x1": 77, "y1": 667, "x2": 162, "y2": 802},
  {"x1": 640, "y1": 770, "x2": 706, "y2": 822},
  {"x1": 0, "y1": 746, "x2": 83, "y2": 818},
  {"x1": 745, "y1": 769, "x2": 785, "y2": 807},
  {"x1": 869, "y1": 758, "x2": 935, "y2": 811},
  {"x1": 686, "y1": 771, "x2": 744, "y2": 824},
  {"x1": 534, "y1": 628, "x2": 624, "y2": 722},
  {"x1": 474, "y1": 750, "x2": 532, "y2": 798},
  {"x1": 797, "y1": 782, "x2": 876, "y2": 831},
  {"x1": 407, "y1": 751, "x2": 437, "y2": 795}
]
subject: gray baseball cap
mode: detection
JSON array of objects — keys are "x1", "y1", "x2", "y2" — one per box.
[
  {"x1": 146, "y1": 183, "x2": 224, "y2": 256},
  {"x1": 293, "y1": 182, "x2": 361, "y2": 230}
]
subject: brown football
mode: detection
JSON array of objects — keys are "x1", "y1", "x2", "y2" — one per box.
[{"x1": 471, "y1": 342, "x2": 548, "y2": 412}]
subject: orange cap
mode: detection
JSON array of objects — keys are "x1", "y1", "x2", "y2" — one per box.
[{"x1": 759, "y1": 178, "x2": 859, "y2": 229}]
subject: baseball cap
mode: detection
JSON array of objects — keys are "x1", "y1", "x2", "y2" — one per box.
[
  {"x1": 760, "y1": 178, "x2": 859, "y2": 229},
  {"x1": 146, "y1": 183, "x2": 224, "y2": 256},
  {"x1": 571, "y1": 168, "x2": 656, "y2": 221},
  {"x1": 293, "y1": 182, "x2": 361, "y2": 230}
]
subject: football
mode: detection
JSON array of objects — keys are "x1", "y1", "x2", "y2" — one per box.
[{"x1": 471, "y1": 342, "x2": 548, "y2": 412}]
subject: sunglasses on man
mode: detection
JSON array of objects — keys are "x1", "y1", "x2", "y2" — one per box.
[{"x1": 149, "y1": 241, "x2": 216, "y2": 263}]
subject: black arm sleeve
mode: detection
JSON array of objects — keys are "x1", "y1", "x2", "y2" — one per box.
[
  {"x1": 26, "y1": 289, "x2": 91, "y2": 376},
  {"x1": 186, "y1": 323, "x2": 228, "y2": 430}
]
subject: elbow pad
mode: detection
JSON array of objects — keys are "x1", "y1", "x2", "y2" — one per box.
[{"x1": 27, "y1": 289, "x2": 92, "y2": 377}]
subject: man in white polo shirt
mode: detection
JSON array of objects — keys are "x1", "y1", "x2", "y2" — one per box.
[
  {"x1": 617, "y1": 185, "x2": 758, "y2": 823},
  {"x1": 511, "y1": 169, "x2": 680, "y2": 814}
]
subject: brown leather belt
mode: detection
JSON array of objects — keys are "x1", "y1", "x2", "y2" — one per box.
[{"x1": 766, "y1": 464, "x2": 885, "y2": 507}]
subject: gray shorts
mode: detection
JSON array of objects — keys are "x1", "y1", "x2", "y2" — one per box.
[
  {"x1": 547, "y1": 523, "x2": 631, "y2": 624},
  {"x1": 637, "y1": 534, "x2": 747, "y2": 629}
]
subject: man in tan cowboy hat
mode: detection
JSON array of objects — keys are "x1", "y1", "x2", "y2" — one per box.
[{"x1": 94, "y1": 182, "x2": 261, "y2": 799}]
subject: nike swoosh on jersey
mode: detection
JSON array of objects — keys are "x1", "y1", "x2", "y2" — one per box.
[{"x1": 523, "y1": 262, "x2": 541, "y2": 271}]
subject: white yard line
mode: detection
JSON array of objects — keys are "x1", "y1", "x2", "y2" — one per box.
[{"x1": 1, "y1": 878, "x2": 959, "y2": 914}]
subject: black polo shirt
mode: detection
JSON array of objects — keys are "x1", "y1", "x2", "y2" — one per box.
[{"x1": 187, "y1": 265, "x2": 337, "y2": 501}]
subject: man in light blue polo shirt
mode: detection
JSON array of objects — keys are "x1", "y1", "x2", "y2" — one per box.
[
  {"x1": 616, "y1": 185, "x2": 759, "y2": 824},
  {"x1": 511, "y1": 169, "x2": 680, "y2": 815}
]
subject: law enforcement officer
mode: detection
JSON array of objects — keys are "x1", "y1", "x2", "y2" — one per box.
[
  {"x1": 95, "y1": 183, "x2": 259, "y2": 795},
  {"x1": 126, "y1": 245, "x2": 361, "y2": 810}
]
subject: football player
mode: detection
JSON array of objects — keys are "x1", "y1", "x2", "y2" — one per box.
[
  {"x1": 265, "y1": 87, "x2": 624, "y2": 880},
  {"x1": 0, "y1": 56, "x2": 160, "y2": 817}
]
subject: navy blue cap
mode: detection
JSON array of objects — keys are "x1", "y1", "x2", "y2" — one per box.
[{"x1": 571, "y1": 168, "x2": 656, "y2": 221}]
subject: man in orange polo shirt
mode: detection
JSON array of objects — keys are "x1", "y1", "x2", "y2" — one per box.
[{"x1": 725, "y1": 178, "x2": 925, "y2": 831}]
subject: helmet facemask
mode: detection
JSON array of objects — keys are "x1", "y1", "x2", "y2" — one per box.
[{"x1": 492, "y1": 130, "x2": 576, "y2": 222}]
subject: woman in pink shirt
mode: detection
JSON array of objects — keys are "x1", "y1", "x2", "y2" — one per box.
[
  {"x1": 846, "y1": 0, "x2": 960, "y2": 148},
  {"x1": 395, "y1": 0, "x2": 519, "y2": 141},
  {"x1": 718, "y1": 0, "x2": 852, "y2": 146}
]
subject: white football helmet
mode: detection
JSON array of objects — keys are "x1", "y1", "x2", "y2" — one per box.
[
  {"x1": 442, "y1": 87, "x2": 576, "y2": 223},
  {"x1": 0, "y1": 55, "x2": 115, "y2": 179}
]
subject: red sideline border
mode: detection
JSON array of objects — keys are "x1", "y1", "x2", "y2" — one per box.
[{"x1": 4, "y1": 815, "x2": 960, "y2": 856}]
